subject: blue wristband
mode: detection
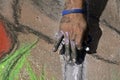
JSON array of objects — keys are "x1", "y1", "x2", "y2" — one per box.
[{"x1": 62, "y1": 9, "x2": 84, "y2": 16}]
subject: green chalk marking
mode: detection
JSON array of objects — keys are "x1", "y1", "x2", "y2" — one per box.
[
  {"x1": 0, "y1": 39, "x2": 56, "y2": 80},
  {"x1": 0, "y1": 40, "x2": 37, "y2": 80}
]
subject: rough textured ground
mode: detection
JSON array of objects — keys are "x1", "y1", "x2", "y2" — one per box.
[{"x1": 0, "y1": 0, "x2": 120, "y2": 80}]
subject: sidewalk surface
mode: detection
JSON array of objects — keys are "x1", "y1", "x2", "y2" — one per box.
[{"x1": 0, "y1": 0, "x2": 119, "y2": 80}]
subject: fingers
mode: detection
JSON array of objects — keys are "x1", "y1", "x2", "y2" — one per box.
[
  {"x1": 64, "y1": 32, "x2": 71, "y2": 61},
  {"x1": 59, "y1": 39, "x2": 65, "y2": 55},
  {"x1": 53, "y1": 31, "x2": 88, "y2": 63},
  {"x1": 53, "y1": 31, "x2": 64, "y2": 52},
  {"x1": 70, "y1": 32, "x2": 76, "y2": 41},
  {"x1": 59, "y1": 44, "x2": 65, "y2": 55},
  {"x1": 75, "y1": 34, "x2": 83, "y2": 50},
  {"x1": 70, "y1": 41, "x2": 76, "y2": 62}
]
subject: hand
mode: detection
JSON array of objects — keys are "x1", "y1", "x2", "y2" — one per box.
[
  {"x1": 53, "y1": 14, "x2": 87, "y2": 62},
  {"x1": 60, "y1": 14, "x2": 87, "y2": 48}
]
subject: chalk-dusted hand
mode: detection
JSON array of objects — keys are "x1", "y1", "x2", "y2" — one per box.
[{"x1": 53, "y1": 14, "x2": 87, "y2": 62}]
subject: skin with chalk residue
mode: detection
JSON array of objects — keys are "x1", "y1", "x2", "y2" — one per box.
[
  {"x1": 53, "y1": 0, "x2": 88, "y2": 63},
  {"x1": 61, "y1": 0, "x2": 87, "y2": 49}
]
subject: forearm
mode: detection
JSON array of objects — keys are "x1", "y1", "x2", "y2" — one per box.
[{"x1": 64, "y1": 0, "x2": 85, "y2": 9}]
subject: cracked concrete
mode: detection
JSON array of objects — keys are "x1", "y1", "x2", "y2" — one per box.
[{"x1": 0, "y1": 0, "x2": 120, "y2": 80}]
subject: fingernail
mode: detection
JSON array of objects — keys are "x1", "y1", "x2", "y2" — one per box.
[
  {"x1": 60, "y1": 31, "x2": 64, "y2": 35},
  {"x1": 65, "y1": 32, "x2": 69, "y2": 37},
  {"x1": 63, "y1": 38, "x2": 65, "y2": 41},
  {"x1": 71, "y1": 41, "x2": 75, "y2": 46},
  {"x1": 62, "y1": 40, "x2": 65, "y2": 45},
  {"x1": 75, "y1": 42, "x2": 78, "y2": 45},
  {"x1": 77, "y1": 47, "x2": 81, "y2": 50},
  {"x1": 65, "y1": 38, "x2": 69, "y2": 44},
  {"x1": 66, "y1": 56, "x2": 70, "y2": 61},
  {"x1": 73, "y1": 58, "x2": 76, "y2": 61},
  {"x1": 75, "y1": 42, "x2": 82, "y2": 50}
]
